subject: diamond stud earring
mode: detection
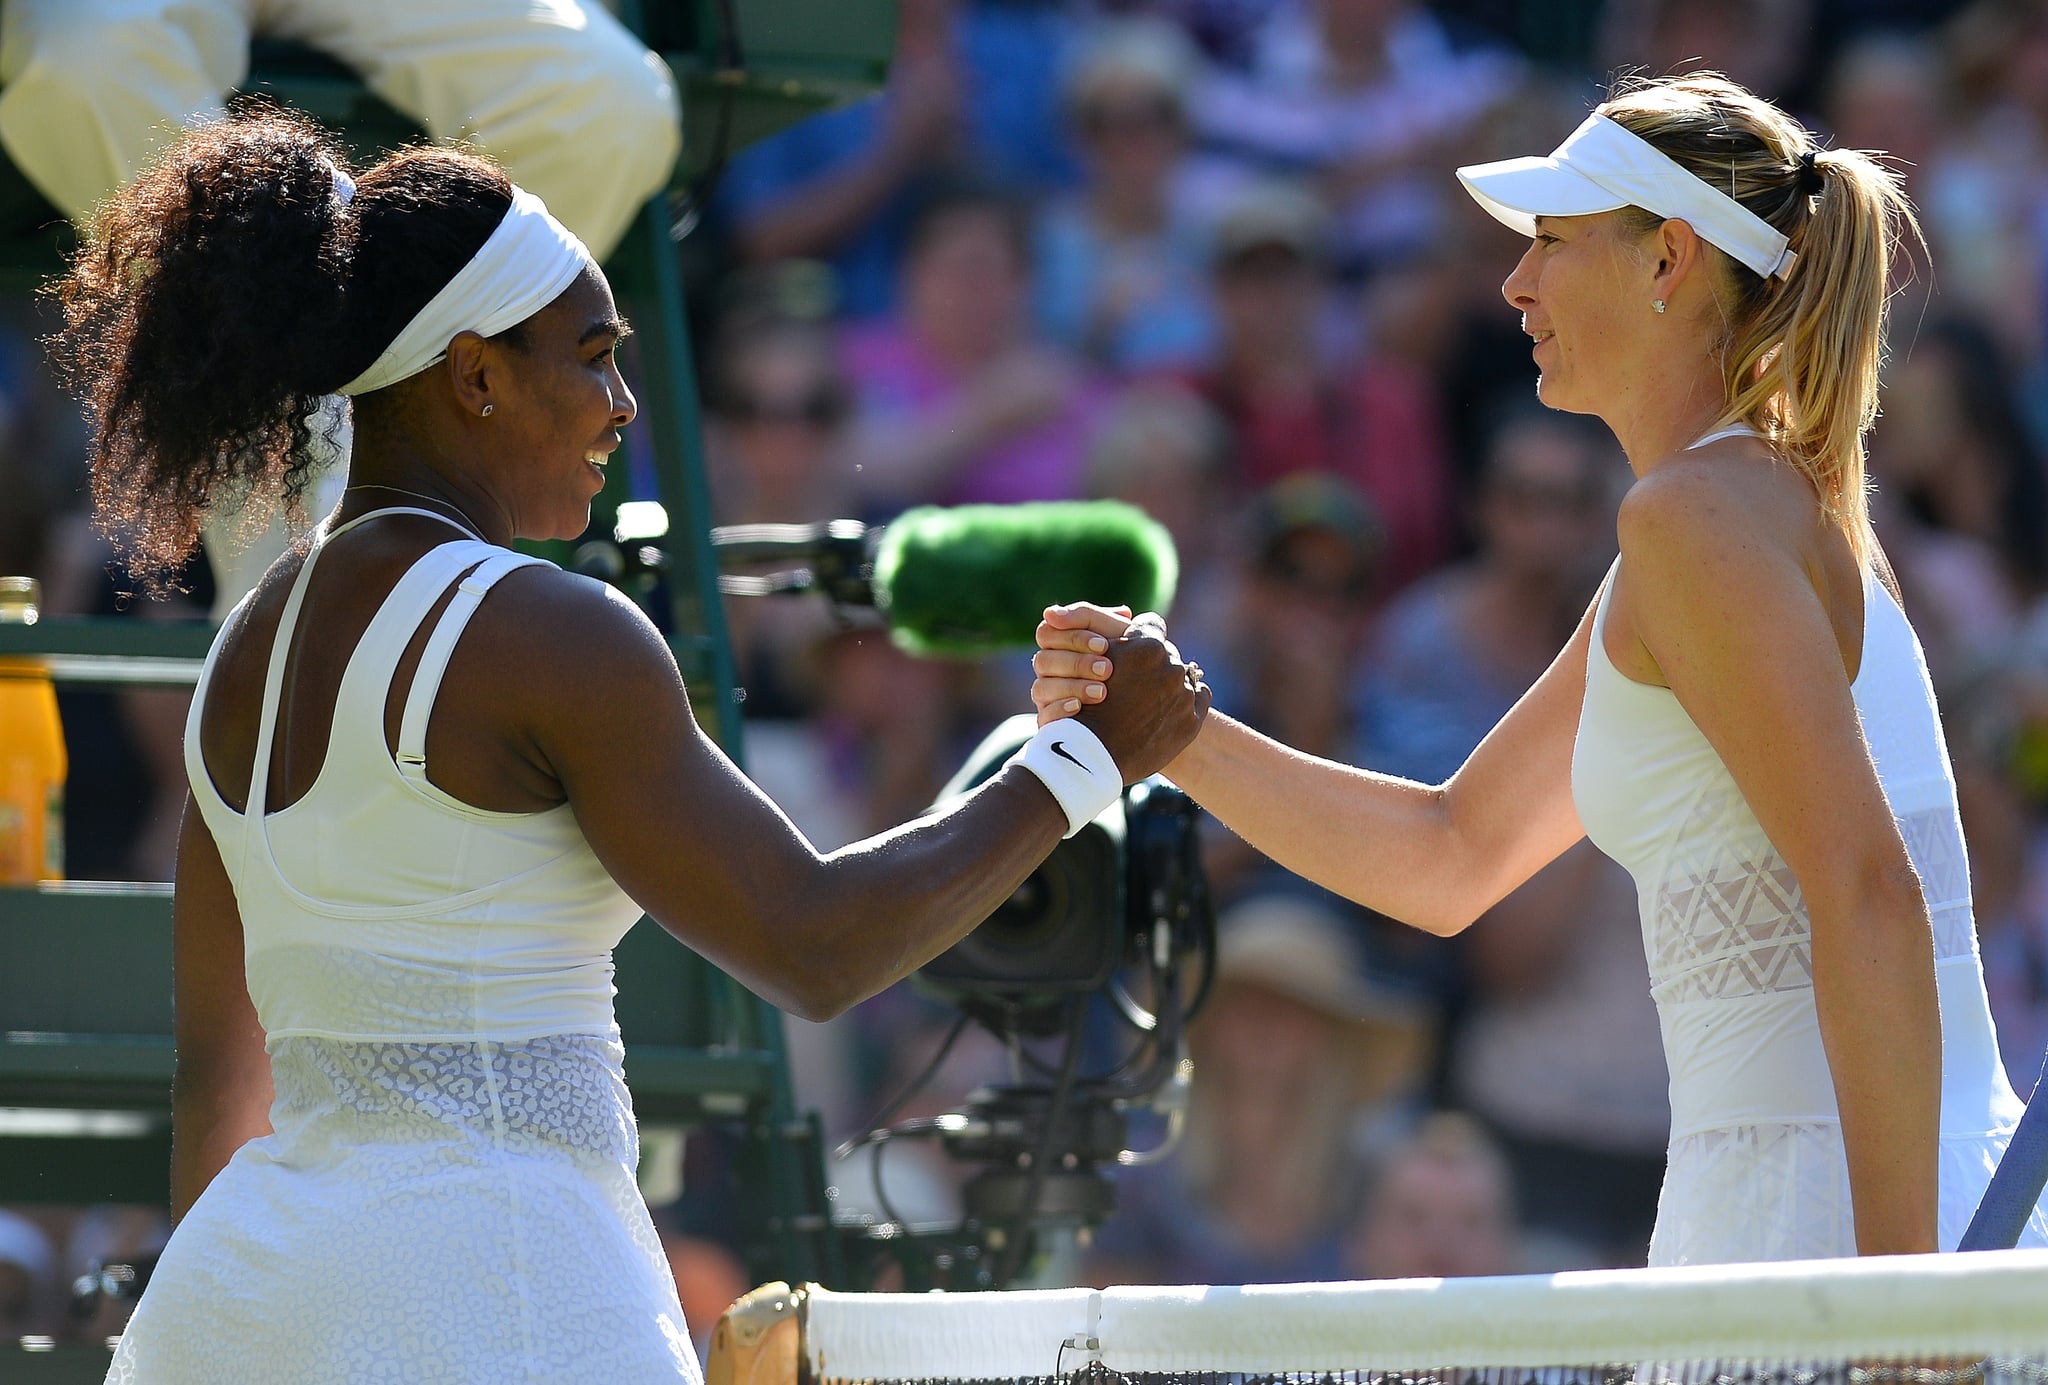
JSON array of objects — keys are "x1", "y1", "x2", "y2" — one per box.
[{"x1": 1652, "y1": 299, "x2": 1667, "y2": 314}]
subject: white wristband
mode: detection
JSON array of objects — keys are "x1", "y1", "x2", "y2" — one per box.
[{"x1": 1012, "y1": 720, "x2": 1122, "y2": 838}]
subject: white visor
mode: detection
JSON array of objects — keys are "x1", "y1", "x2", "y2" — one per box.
[
  {"x1": 339, "y1": 185, "x2": 595, "y2": 397},
  {"x1": 1456, "y1": 112, "x2": 1797, "y2": 281}
]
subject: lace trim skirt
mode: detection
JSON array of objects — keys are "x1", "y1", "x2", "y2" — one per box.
[
  {"x1": 107, "y1": 1035, "x2": 699, "y2": 1384},
  {"x1": 1649, "y1": 1119, "x2": 2048, "y2": 1267}
]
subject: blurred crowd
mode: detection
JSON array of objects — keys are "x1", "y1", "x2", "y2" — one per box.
[{"x1": 7, "y1": 0, "x2": 2048, "y2": 1346}]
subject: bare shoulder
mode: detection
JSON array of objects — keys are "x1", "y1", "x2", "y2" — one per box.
[
  {"x1": 1616, "y1": 444, "x2": 1817, "y2": 588},
  {"x1": 201, "y1": 543, "x2": 314, "y2": 711},
  {"x1": 1609, "y1": 445, "x2": 1837, "y2": 684},
  {"x1": 465, "y1": 563, "x2": 682, "y2": 699},
  {"x1": 1622, "y1": 439, "x2": 1812, "y2": 537}
]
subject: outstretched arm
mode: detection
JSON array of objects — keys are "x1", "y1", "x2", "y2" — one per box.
[
  {"x1": 514, "y1": 579, "x2": 1207, "y2": 1023},
  {"x1": 1033, "y1": 600, "x2": 1593, "y2": 934}
]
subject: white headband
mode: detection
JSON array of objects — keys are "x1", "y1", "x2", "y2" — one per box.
[
  {"x1": 338, "y1": 185, "x2": 595, "y2": 397},
  {"x1": 1456, "y1": 112, "x2": 1798, "y2": 281}
]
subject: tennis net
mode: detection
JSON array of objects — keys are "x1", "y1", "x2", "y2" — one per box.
[{"x1": 769, "y1": 1250, "x2": 2048, "y2": 1385}]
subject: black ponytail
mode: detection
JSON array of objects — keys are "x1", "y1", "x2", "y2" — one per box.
[{"x1": 47, "y1": 106, "x2": 514, "y2": 587}]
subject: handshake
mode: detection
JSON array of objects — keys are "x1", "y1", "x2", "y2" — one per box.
[{"x1": 1029, "y1": 602, "x2": 1209, "y2": 788}]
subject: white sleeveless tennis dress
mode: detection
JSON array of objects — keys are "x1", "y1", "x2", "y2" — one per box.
[
  {"x1": 108, "y1": 509, "x2": 700, "y2": 1382},
  {"x1": 1573, "y1": 429, "x2": 2048, "y2": 1265}
]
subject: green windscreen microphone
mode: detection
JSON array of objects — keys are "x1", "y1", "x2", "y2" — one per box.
[{"x1": 871, "y1": 500, "x2": 1179, "y2": 657}]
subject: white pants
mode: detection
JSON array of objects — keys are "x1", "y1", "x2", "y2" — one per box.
[
  {"x1": 0, "y1": 0, "x2": 679, "y2": 259},
  {"x1": 0, "y1": 0, "x2": 682, "y2": 615}
]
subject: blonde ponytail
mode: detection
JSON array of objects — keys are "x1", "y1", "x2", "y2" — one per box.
[{"x1": 1601, "y1": 74, "x2": 1924, "y2": 567}]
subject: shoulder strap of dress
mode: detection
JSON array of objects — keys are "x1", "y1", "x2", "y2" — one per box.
[
  {"x1": 243, "y1": 533, "x2": 331, "y2": 829},
  {"x1": 1589, "y1": 555, "x2": 1622, "y2": 640},
  {"x1": 394, "y1": 550, "x2": 550, "y2": 785},
  {"x1": 242, "y1": 506, "x2": 483, "y2": 825},
  {"x1": 1685, "y1": 426, "x2": 1763, "y2": 451}
]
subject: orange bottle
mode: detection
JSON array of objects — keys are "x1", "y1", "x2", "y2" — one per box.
[{"x1": 0, "y1": 576, "x2": 65, "y2": 883}]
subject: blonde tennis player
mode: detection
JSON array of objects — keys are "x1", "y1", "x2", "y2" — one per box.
[{"x1": 1033, "y1": 72, "x2": 2048, "y2": 1265}]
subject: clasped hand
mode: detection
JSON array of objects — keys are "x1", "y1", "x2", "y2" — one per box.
[{"x1": 1033, "y1": 603, "x2": 1208, "y2": 783}]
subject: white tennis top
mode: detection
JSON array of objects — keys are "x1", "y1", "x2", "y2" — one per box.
[
  {"x1": 182, "y1": 508, "x2": 645, "y2": 1042},
  {"x1": 1571, "y1": 429, "x2": 2042, "y2": 1263},
  {"x1": 111, "y1": 508, "x2": 696, "y2": 1382}
]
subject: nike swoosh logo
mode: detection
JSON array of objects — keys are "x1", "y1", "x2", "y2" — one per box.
[{"x1": 1050, "y1": 740, "x2": 1087, "y2": 771}]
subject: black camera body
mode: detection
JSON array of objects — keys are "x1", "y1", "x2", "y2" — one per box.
[
  {"x1": 837, "y1": 717, "x2": 1215, "y2": 1285},
  {"x1": 914, "y1": 717, "x2": 1208, "y2": 1040}
]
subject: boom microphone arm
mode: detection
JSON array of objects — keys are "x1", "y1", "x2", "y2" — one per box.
[{"x1": 710, "y1": 520, "x2": 876, "y2": 606}]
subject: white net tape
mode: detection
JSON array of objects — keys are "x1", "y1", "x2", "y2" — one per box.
[{"x1": 803, "y1": 1250, "x2": 2048, "y2": 1384}]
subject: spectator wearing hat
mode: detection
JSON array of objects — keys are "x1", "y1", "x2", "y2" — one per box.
[
  {"x1": 1085, "y1": 891, "x2": 1433, "y2": 1287},
  {"x1": 1187, "y1": 181, "x2": 1456, "y2": 590},
  {"x1": 1034, "y1": 19, "x2": 1225, "y2": 374}
]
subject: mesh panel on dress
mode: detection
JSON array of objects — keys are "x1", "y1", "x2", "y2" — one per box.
[
  {"x1": 1648, "y1": 795, "x2": 1975, "y2": 1009},
  {"x1": 268, "y1": 1033, "x2": 638, "y2": 1166}
]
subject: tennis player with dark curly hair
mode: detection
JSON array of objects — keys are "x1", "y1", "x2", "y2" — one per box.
[{"x1": 52, "y1": 109, "x2": 1208, "y2": 1381}]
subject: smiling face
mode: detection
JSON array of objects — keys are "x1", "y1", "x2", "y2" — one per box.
[
  {"x1": 1500, "y1": 211, "x2": 1655, "y2": 418},
  {"x1": 478, "y1": 265, "x2": 637, "y2": 540}
]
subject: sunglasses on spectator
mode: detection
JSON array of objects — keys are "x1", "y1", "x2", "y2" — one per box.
[{"x1": 724, "y1": 391, "x2": 848, "y2": 427}]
